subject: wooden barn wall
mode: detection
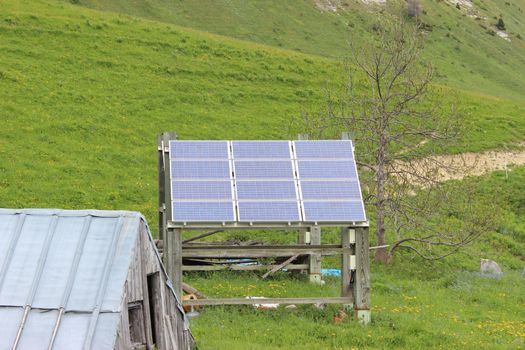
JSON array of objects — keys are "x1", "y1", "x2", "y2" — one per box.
[{"x1": 117, "y1": 221, "x2": 194, "y2": 350}]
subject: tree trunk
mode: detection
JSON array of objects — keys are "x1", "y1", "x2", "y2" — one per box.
[
  {"x1": 375, "y1": 142, "x2": 389, "y2": 264},
  {"x1": 375, "y1": 204, "x2": 389, "y2": 263}
]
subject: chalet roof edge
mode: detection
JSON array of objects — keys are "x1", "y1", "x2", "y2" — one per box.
[{"x1": 0, "y1": 208, "x2": 144, "y2": 219}]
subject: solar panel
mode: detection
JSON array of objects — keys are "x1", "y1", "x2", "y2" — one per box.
[
  {"x1": 232, "y1": 141, "x2": 291, "y2": 159},
  {"x1": 172, "y1": 181, "x2": 233, "y2": 200},
  {"x1": 171, "y1": 160, "x2": 231, "y2": 179},
  {"x1": 172, "y1": 201, "x2": 235, "y2": 222},
  {"x1": 300, "y1": 181, "x2": 361, "y2": 200},
  {"x1": 302, "y1": 201, "x2": 366, "y2": 222},
  {"x1": 234, "y1": 160, "x2": 294, "y2": 179},
  {"x1": 168, "y1": 139, "x2": 366, "y2": 224},
  {"x1": 169, "y1": 140, "x2": 230, "y2": 159},
  {"x1": 297, "y1": 160, "x2": 357, "y2": 179},
  {"x1": 294, "y1": 140, "x2": 353, "y2": 159},
  {"x1": 237, "y1": 202, "x2": 301, "y2": 222},
  {"x1": 236, "y1": 181, "x2": 297, "y2": 200}
]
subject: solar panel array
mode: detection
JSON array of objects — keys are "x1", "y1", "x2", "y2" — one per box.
[{"x1": 169, "y1": 140, "x2": 366, "y2": 223}]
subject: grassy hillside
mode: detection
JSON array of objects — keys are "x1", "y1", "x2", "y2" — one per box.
[
  {"x1": 1, "y1": 0, "x2": 524, "y2": 224},
  {"x1": 77, "y1": 0, "x2": 525, "y2": 101},
  {"x1": 0, "y1": 1, "x2": 524, "y2": 349}
]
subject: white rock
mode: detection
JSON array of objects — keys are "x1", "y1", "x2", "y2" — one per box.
[{"x1": 480, "y1": 259, "x2": 503, "y2": 278}]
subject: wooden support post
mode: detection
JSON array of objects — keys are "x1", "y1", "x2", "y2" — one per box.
[
  {"x1": 164, "y1": 227, "x2": 174, "y2": 290},
  {"x1": 296, "y1": 228, "x2": 308, "y2": 274},
  {"x1": 341, "y1": 227, "x2": 355, "y2": 309},
  {"x1": 297, "y1": 228, "x2": 308, "y2": 245},
  {"x1": 354, "y1": 227, "x2": 371, "y2": 325},
  {"x1": 172, "y1": 228, "x2": 183, "y2": 300},
  {"x1": 309, "y1": 226, "x2": 322, "y2": 284},
  {"x1": 158, "y1": 132, "x2": 176, "y2": 241}
]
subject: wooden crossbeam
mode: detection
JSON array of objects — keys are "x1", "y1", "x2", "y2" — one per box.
[
  {"x1": 183, "y1": 297, "x2": 353, "y2": 306},
  {"x1": 181, "y1": 244, "x2": 351, "y2": 258},
  {"x1": 182, "y1": 264, "x2": 309, "y2": 271}
]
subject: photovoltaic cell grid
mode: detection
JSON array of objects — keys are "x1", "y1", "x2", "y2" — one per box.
[
  {"x1": 169, "y1": 140, "x2": 366, "y2": 223},
  {"x1": 295, "y1": 140, "x2": 366, "y2": 222},
  {"x1": 170, "y1": 141, "x2": 236, "y2": 222},
  {"x1": 232, "y1": 141, "x2": 301, "y2": 222}
]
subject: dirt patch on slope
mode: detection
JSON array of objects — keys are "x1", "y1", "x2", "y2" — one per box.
[{"x1": 413, "y1": 147, "x2": 525, "y2": 183}]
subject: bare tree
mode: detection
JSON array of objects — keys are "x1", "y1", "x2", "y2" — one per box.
[{"x1": 296, "y1": 13, "x2": 493, "y2": 263}]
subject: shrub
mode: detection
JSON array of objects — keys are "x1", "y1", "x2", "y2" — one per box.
[{"x1": 496, "y1": 17, "x2": 506, "y2": 31}]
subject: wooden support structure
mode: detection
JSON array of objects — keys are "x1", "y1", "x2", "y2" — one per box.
[
  {"x1": 158, "y1": 132, "x2": 371, "y2": 325},
  {"x1": 162, "y1": 225, "x2": 371, "y2": 325}
]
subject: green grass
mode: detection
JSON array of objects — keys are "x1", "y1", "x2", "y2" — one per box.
[
  {"x1": 0, "y1": 1, "x2": 524, "y2": 349},
  {"x1": 187, "y1": 270, "x2": 525, "y2": 349},
  {"x1": 77, "y1": 0, "x2": 525, "y2": 101}
]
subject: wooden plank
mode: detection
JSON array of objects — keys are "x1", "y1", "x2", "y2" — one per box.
[
  {"x1": 182, "y1": 264, "x2": 309, "y2": 271},
  {"x1": 182, "y1": 282, "x2": 207, "y2": 299},
  {"x1": 262, "y1": 255, "x2": 299, "y2": 279},
  {"x1": 341, "y1": 227, "x2": 354, "y2": 307},
  {"x1": 116, "y1": 288, "x2": 132, "y2": 350},
  {"x1": 183, "y1": 258, "x2": 259, "y2": 265},
  {"x1": 183, "y1": 296, "x2": 353, "y2": 306},
  {"x1": 182, "y1": 244, "x2": 350, "y2": 258},
  {"x1": 182, "y1": 229, "x2": 223, "y2": 244},
  {"x1": 354, "y1": 227, "x2": 371, "y2": 325},
  {"x1": 139, "y1": 228, "x2": 154, "y2": 349},
  {"x1": 128, "y1": 302, "x2": 146, "y2": 344},
  {"x1": 309, "y1": 226, "x2": 321, "y2": 284},
  {"x1": 163, "y1": 314, "x2": 178, "y2": 350},
  {"x1": 157, "y1": 272, "x2": 170, "y2": 350}
]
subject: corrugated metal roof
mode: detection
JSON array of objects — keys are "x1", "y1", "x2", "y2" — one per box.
[{"x1": 0, "y1": 209, "x2": 145, "y2": 350}]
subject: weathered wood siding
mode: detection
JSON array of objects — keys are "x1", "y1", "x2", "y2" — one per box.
[{"x1": 117, "y1": 221, "x2": 194, "y2": 350}]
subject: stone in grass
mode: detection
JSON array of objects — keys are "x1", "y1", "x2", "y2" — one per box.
[{"x1": 480, "y1": 258, "x2": 503, "y2": 279}]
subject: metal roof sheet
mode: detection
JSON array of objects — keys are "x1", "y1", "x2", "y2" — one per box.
[{"x1": 0, "y1": 209, "x2": 144, "y2": 350}]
